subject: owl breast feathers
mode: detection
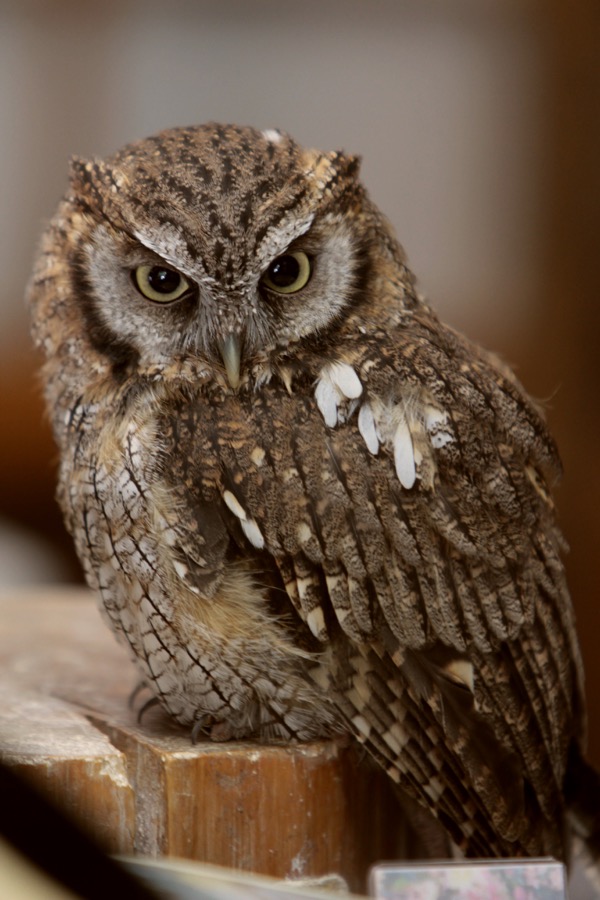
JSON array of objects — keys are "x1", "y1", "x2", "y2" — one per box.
[{"x1": 29, "y1": 123, "x2": 600, "y2": 865}]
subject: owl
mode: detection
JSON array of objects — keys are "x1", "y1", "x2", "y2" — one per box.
[{"x1": 29, "y1": 123, "x2": 600, "y2": 866}]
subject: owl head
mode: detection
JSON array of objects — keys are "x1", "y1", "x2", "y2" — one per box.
[{"x1": 30, "y1": 123, "x2": 411, "y2": 392}]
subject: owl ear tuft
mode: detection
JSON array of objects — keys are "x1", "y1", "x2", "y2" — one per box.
[
  {"x1": 327, "y1": 151, "x2": 362, "y2": 182},
  {"x1": 308, "y1": 150, "x2": 362, "y2": 202},
  {"x1": 69, "y1": 157, "x2": 108, "y2": 192},
  {"x1": 68, "y1": 157, "x2": 127, "y2": 212}
]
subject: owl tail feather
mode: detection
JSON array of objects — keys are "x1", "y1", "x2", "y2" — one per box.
[{"x1": 565, "y1": 742, "x2": 600, "y2": 885}]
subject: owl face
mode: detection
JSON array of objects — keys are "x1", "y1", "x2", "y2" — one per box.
[{"x1": 64, "y1": 124, "x2": 381, "y2": 387}]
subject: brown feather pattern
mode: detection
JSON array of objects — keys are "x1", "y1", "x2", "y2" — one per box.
[{"x1": 28, "y1": 122, "x2": 598, "y2": 867}]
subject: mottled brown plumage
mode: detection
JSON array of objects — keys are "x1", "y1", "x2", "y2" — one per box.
[{"x1": 29, "y1": 123, "x2": 600, "y2": 864}]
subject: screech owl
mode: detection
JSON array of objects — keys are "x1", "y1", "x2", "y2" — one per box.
[{"x1": 29, "y1": 123, "x2": 600, "y2": 865}]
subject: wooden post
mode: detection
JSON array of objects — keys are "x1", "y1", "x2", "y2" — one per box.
[{"x1": 0, "y1": 587, "x2": 410, "y2": 893}]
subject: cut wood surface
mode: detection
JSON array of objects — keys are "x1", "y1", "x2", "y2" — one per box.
[{"x1": 0, "y1": 587, "x2": 408, "y2": 891}]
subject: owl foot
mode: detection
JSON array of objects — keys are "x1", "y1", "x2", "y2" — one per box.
[
  {"x1": 191, "y1": 715, "x2": 216, "y2": 744},
  {"x1": 209, "y1": 721, "x2": 236, "y2": 742},
  {"x1": 128, "y1": 680, "x2": 161, "y2": 723}
]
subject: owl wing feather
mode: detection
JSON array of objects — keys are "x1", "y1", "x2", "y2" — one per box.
[{"x1": 199, "y1": 319, "x2": 584, "y2": 857}]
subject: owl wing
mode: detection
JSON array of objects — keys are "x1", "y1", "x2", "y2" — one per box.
[{"x1": 186, "y1": 319, "x2": 583, "y2": 857}]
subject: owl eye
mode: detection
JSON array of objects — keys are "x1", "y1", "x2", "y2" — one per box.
[
  {"x1": 261, "y1": 252, "x2": 312, "y2": 294},
  {"x1": 133, "y1": 265, "x2": 192, "y2": 303}
]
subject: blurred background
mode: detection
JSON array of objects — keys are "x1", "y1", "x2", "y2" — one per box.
[{"x1": 0, "y1": 0, "x2": 598, "y2": 761}]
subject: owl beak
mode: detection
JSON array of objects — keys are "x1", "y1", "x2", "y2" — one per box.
[{"x1": 219, "y1": 333, "x2": 241, "y2": 389}]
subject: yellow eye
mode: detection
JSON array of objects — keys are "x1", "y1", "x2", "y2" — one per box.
[
  {"x1": 133, "y1": 265, "x2": 192, "y2": 303},
  {"x1": 261, "y1": 251, "x2": 312, "y2": 294}
]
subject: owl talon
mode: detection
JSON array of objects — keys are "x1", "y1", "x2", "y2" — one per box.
[
  {"x1": 191, "y1": 716, "x2": 214, "y2": 744},
  {"x1": 128, "y1": 680, "x2": 151, "y2": 710},
  {"x1": 136, "y1": 695, "x2": 161, "y2": 724}
]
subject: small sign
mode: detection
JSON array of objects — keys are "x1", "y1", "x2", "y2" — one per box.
[{"x1": 369, "y1": 858, "x2": 567, "y2": 899}]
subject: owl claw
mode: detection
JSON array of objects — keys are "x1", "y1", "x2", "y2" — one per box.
[
  {"x1": 190, "y1": 716, "x2": 236, "y2": 744},
  {"x1": 128, "y1": 681, "x2": 162, "y2": 724},
  {"x1": 191, "y1": 715, "x2": 214, "y2": 744},
  {"x1": 136, "y1": 695, "x2": 161, "y2": 724},
  {"x1": 128, "y1": 680, "x2": 151, "y2": 710}
]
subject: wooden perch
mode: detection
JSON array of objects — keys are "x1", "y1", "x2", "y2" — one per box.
[{"x1": 0, "y1": 587, "x2": 411, "y2": 892}]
